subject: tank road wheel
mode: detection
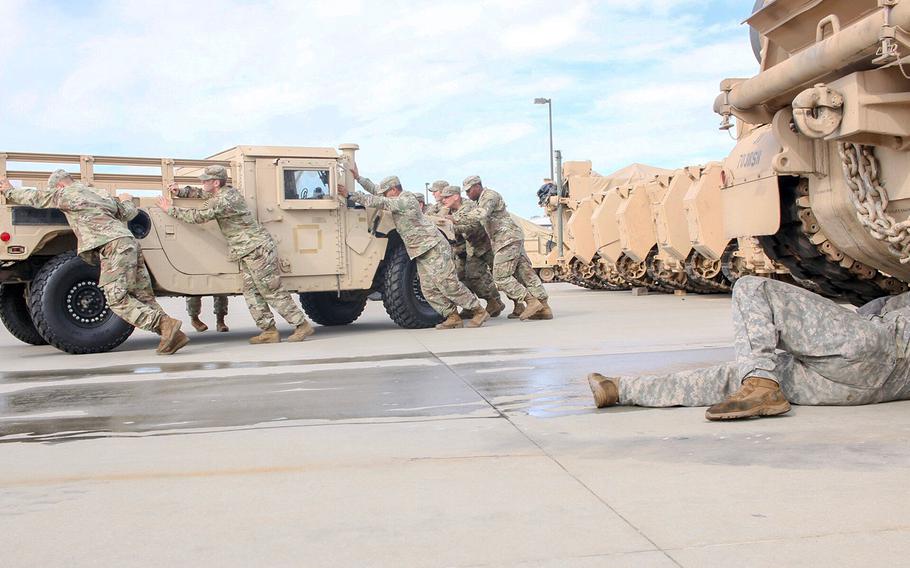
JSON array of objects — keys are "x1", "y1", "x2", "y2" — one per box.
[
  {"x1": 0, "y1": 283, "x2": 47, "y2": 345},
  {"x1": 299, "y1": 291, "x2": 368, "y2": 326},
  {"x1": 382, "y1": 242, "x2": 444, "y2": 329},
  {"x1": 28, "y1": 252, "x2": 134, "y2": 354},
  {"x1": 537, "y1": 267, "x2": 556, "y2": 283}
]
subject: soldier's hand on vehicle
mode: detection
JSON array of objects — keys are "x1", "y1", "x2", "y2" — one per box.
[
  {"x1": 0, "y1": 178, "x2": 12, "y2": 194},
  {"x1": 167, "y1": 182, "x2": 181, "y2": 196},
  {"x1": 347, "y1": 162, "x2": 359, "y2": 181},
  {"x1": 337, "y1": 184, "x2": 349, "y2": 198},
  {"x1": 156, "y1": 192, "x2": 173, "y2": 210},
  {"x1": 118, "y1": 192, "x2": 134, "y2": 203}
]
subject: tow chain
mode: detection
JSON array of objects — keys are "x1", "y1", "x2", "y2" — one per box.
[{"x1": 838, "y1": 142, "x2": 910, "y2": 264}]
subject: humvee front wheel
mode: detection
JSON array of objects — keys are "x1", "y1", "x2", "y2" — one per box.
[
  {"x1": 28, "y1": 252, "x2": 134, "y2": 354},
  {"x1": 382, "y1": 243, "x2": 444, "y2": 328},
  {"x1": 0, "y1": 283, "x2": 47, "y2": 345},
  {"x1": 299, "y1": 291, "x2": 368, "y2": 326}
]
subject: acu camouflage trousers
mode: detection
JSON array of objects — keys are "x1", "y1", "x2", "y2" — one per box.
[
  {"x1": 98, "y1": 237, "x2": 166, "y2": 333},
  {"x1": 186, "y1": 296, "x2": 228, "y2": 317},
  {"x1": 416, "y1": 242, "x2": 482, "y2": 317},
  {"x1": 492, "y1": 241, "x2": 547, "y2": 303},
  {"x1": 239, "y1": 243, "x2": 308, "y2": 330},
  {"x1": 618, "y1": 276, "x2": 910, "y2": 407},
  {"x1": 455, "y1": 249, "x2": 500, "y2": 304}
]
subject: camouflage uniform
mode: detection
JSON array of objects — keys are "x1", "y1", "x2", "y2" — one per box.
[
  {"x1": 466, "y1": 186, "x2": 547, "y2": 303},
  {"x1": 166, "y1": 185, "x2": 308, "y2": 331},
  {"x1": 5, "y1": 182, "x2": 166, "y2": 332},
  {"x1": 617, "y1": 276, "x2": 910, "y2": 407},
  {"x1": 451, "y1": 200, "x2": 499, "y2": 304},
  {"x1": 352, "y1": 177, "x2": 481, "y2": 317},
  {"x1": 174, "y1": 186, "x2": 229, "y2": 321}
]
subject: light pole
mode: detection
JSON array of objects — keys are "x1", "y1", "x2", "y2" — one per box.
[{"x1": 534, "y1": 97, "x2": 554, "y2": 182}]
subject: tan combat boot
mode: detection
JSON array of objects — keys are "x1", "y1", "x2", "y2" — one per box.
[
  {"x1": 249, "y1": 325, "x2": 280, "y2": 344},
  {"x1": 190, "y1": 316, "x2": 208, "y2": 332},
  {"x1": 588, "y1": 373, "x2": 619, "y2": 408},
  {"x1": 507, "y1": 300, "x2": 526, "y2": 319},
  {"x1": 519, "y1": 296, "x2": 545, "y2": 321},
  {"x1": 287, "y1": 321, "x2": 315, "y2": 342},
  {"x1": 528, "y1": 299, "x2": 553, "y2": 320},
  {"x1": 465, "y1": 309, "x2": 490, "y2": 328},
  {"x1": 704, "y1": 377, "x2": 791, "y2": 421},
  {"x1": 435, "y1": 312, "x2": 464, "y2": 329},
  {"x1": 157, "y1": 316, "x2": 188, "y2": 355},
  {"x1": 216, "y1": 316, "x2": 229, "y2": 333},
  {"x1": 458, "y1": 308, "x2": 474, "y2": 318},
  {"x1": 486, "y1": 297, "x2": 506, "y2": 318}
]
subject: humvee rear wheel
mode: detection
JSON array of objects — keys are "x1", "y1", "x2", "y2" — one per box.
[
  {"x1": 382, "y1": 242, "x2": 444, "y2": 328},
  {"x1": 28, "y1": 252, "x2": 134, "y2": 354},
  {"x1": 0, "y1": 283, "x2": 47, "y2": 345},
  {"x1": 299, "y1": 291, "x2": 368, "y2": 326}
]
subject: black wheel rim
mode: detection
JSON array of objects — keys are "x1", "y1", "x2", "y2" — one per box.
[{"x1": 66, "y1": 280, "x2": 110, "y2": 327}]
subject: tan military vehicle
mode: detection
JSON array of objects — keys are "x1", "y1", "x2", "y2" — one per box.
[
  {"x1": 714, "y1": 0, "x2": 910, "y2": 303},
  {"x1": 0, "y1": 145, "x2": 446, "y2": 354},
  {"x1": 511, "y1": 214, "x2": 557, "y2": 283}
]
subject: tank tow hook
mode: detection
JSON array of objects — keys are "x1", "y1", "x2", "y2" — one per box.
[{"x1": 792, "y1": 84, "x2": 844, "y2": 139}]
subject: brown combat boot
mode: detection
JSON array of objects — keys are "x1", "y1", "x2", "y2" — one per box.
[
  {"x1": 458, "y1": 308, "x2": 474, "y2": 318},
  {"x1": 435, "y1": 312, "x2": 464, "y2": 329},
  {"x1": 519, "y1": 296, "x2": 545, "y2": 321},
  {"x1": 287, "y1": 321, "x2": 315, "y2": 342},
  {"x1": 528, "y1": 299, "x2": 553, "y2": 320},
  {"x1": 507, "y1": 300, "x2": 526, "y2": 319},
  {"x1": 156, "y1": 316, "x2": 183, "y2": 354},
  {"x1": 159, "y1": 329, "x2": 189, "y2": 356},
  {"x1": 486, "y1": 297, "x2": 506, "y2": 318},
  {"x1": 588, "y1": 373, "x2": 620, "y2": 408},
  {"x1": 216, "y1": 316, "x2": 229, "y2": 333},
  {"x1": 465, "y1": 309, "x2": 490, "y2": 328},
  {"x1": 190, "y1": 316, "x2": 208, "y2": 333},
  {"x1": 705, "y1": 377, "x2": 791, "y2": 421},
  {"x1": 249, "y1": 325, "x2": 280, "y2": 344}
]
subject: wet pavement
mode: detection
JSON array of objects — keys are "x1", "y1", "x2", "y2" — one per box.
[{"x1": 2, "y1": 285, "x2": 909, "y2": 567}]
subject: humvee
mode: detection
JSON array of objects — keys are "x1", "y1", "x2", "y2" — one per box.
[{"x1": 0, "y1": 145, "x2": 444, "y2": 354}]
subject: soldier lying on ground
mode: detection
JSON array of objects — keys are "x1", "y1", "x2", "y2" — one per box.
[
  {"x1": 156, "y1": 166, "x2": 314, "y2": 344},
  {"x1": 0, "y1": 171, "x2": 188, "y2": 354},
  {"x1": 588, "y1": 276, "x2": 910, "y2": 420},
  {"x1": 463, "y1": 175, "x2": 552, "y2": 320},
  {"x1": 340, "y1": 163, "x2": 489, "y2": 330}
]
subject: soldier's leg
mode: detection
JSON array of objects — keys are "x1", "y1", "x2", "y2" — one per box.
[
  {"x1": 425, "y1": 243, "x2": 482, "y2": 312},
  {"x1": 617, "y1": 362, "x2": 743, "y2": 407},
  {"x1": 731, "y1": 276, "x2": 898, "y2": 404},
  {"x1": 514, "y1": 249, "x2": 548, "y2": 301},
  {"x1": 465, "y1": 253, "x2": 500, "y2": 303},
  {"x1": 239, "y1": 253, "x2": 277, "y2": 331},
  {"x1": 98, "y1": 239, "x2": 166, "y2": 332},
  {"x1": 492, "y1": 241, "x2": 531, "y2": 302},
  {"x1": 455, "y1": 253, "x2": 467, "y2": 282},
  {"x1": 213, "y1": 296, "x2": 228, "y2": 317},
  {"x1": 186, "y1": 297, "x2": 202, "y2": 317},
  {"x1": 246, "y1": 245, "x2": 308, "y2": 327},
  {"x1": 416, "y1": 249, "x2": 457, "y2": 317}
]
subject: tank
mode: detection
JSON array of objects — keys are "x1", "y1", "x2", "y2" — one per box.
[{"x1": 715, "y1": 0, "x2": 910, "y2": 303}]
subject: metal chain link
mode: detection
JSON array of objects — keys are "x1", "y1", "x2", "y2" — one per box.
[{"x1": 837, "y1": 142, "x2": 910, "y2": 263}]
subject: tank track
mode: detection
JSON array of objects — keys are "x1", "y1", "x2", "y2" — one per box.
[
  {"x1": 617, "y1": 253, "x2": 676, "y2": 293},
  {"x1": 566, "y1": 258, "x2": 628, "y2": 291},
  {"x1": 684, "y1": 249, "x2": 731, "y2": 293},
  {"x1": 757, "y1": 177, "x2": 899, "y2": 305}
]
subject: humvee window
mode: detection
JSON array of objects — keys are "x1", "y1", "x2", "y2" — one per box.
[{"x1": 283, "y1": 169, "x2": 331, "y2": 200}]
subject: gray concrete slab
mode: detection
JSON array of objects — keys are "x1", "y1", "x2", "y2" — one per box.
[{"x1": 0, "y1": 284, "x2": 907, "y2": 567}]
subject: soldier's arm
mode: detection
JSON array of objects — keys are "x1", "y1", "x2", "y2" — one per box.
[
  {"x1": 350, "y1": 191, "x2": 406, "y2": 213},
  {"x1": 167, "y1": 195, "x2": 222, "y2": 224},
  {"x1": 116, "y1": 199, "x2": 139, "y2": 222},
  {"x1": 879, "y1": 292, "x2": 910, "y2": 315},
  {"x1": 175, "y1": 185, "x2": 205, "y2": 199},
  {"x1": 463, "y1": 194, "x2": 496, "y2": 224},
  {"x1": 356, "y1": 177, "x2": 380, "y2": 195},
  {"x1": 3, "y1": 186, "x2": 61, "y2": 209}
]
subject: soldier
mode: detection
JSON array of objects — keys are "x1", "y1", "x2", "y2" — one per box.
[
  {"x1": 588, "y1": 276, "x2": 910, "y2": 420},
  {"x1": 170, "y1": 185, "x2": 229, "y2": 333},
  {"x1": 438, "y1": 185, "x2": 506, "y2": 317},
  {"x1": 156, "y1": 165, "x2": 314, "y2": 344},
  {"x1": 463, "y1": 175, "x2": 552, "y2": 321},
  {"x1": 0, "y1": 171, "x2": 188, "y2": 354},
  {"x1": 340, "y1": 164, "x2": 488, "y2": 329},
  {"x1": 423, "y1": 180, "x2": 449, "y2": 216},
  {"x1": 414, "y1": 193, "x2": 426, "y2": 213}
]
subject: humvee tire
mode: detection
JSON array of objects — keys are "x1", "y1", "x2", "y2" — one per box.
[
  {"x1": 28, "y1": 252, "x2": 134, "y2": 354},
  {"x1": 299, "y1": 291, "x2": 368, "y2": 326},
  {"x1": 0, "y1": 283, "x2": 47, "y2": 345},
  {"x1": 381, "y1": 242, "x2": 444, "y2": 329}
]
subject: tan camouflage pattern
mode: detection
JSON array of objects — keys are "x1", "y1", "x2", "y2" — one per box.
[
  {"x1": 424, "y1": 201, "x2": 444, "y2": 216},
  {"x1": 465, "y1": 187, "x2": 523, "y2": 251},
  {"x1": 240, "y1": 243, "x2": 308, "y2": 330},
  {"x1": 353, "y1": 177, "x2": 443, "y2": 260},
  {"x1": 616, "y1": 276, "x2": 910, "y2": 407},
  {"x1": 186, "y1": 296, "x2": 228, "y2": 318},
  {"x1": 98, "y1": 237, "x2": 166, "y2": 332},
  {"x1": 452, "y1": 200, "x2": 493, "y2": 258},
  {"x1": 416, "y1": 242, "x2": 482, "y2": 317},
  {"x1": 450, "y1": 201, "x2": 498, "y2": 302},
  {"x1": 175, "y1": 185, "x2": 205, "y2": 198},
  {"x1": 491, "y1": 241, "x2": 548, "y2": 302},
  {"x1": 5, "y1": 182, "x2": 138, "y2": 256},
  {"x1": 199, "y1": 165, "x2": 228, "y2": 181},
  {"x1": 462, "y1": 249, "x2": 499, "y2": 303},
  {"x1": 430, "y1": 180, "x2": 450, "y2": 193},
  {"x1": 167, "y1": 185, "x2": 273, "y2": 262}
]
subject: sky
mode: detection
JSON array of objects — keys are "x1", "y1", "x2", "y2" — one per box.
[{"x1": 0, "y1": 0, "x2": 760, "y2": 218}]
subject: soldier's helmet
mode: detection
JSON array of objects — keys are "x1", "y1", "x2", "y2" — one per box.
[
  {"x1": 431, "y1": 180, "x2": 449, "y2": 193},
  {"x1": 462, "y1": 175, "x2": 482, "y2": 190},
  {"x1": 47, "y1": 169, "x2": 72, "y2": 188},
  {"x1": 440, "y1": 185, "x2": 461, "y2": 198},
  {"x1": 379, "y1": 175, "x2": 402, "y2": 194},
  {"x1": 199, "y1": 165, "x2": 228, "y2": 182}
]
